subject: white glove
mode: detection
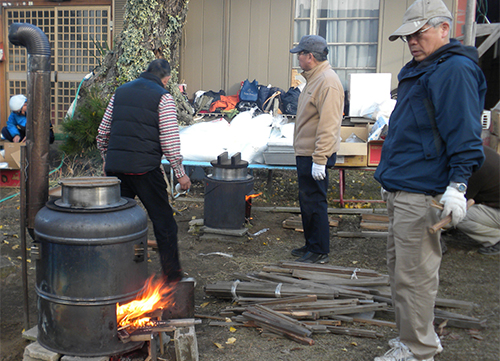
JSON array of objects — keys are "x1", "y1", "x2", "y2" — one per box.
[
  {"x1": 311, "y1": 163, "x2": 326, "y2": 181},
  {"x1": 440, "y1": 186, "x2": 467, "y2": 226},
  {"x1": 380, "y1": 187, "x2": 389, "y2": 201}
]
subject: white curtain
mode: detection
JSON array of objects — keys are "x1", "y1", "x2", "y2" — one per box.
[{"x1": 318, "y1": 0, "x2": 379, "y2": 88}]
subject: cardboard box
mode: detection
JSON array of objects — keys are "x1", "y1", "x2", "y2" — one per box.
[
  {"x1": 336, "y1": 126, "x2": 368, "y2": 167},
  {"x1": 0, "y1": 142, "x2": 23, "y2": 169},
  {"x1": 368, "y1": 140, "x2": 384, "y2": 167}
]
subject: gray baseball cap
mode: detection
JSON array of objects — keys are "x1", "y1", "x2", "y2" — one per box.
[
  {"x1": 290, "y1": 35, "x2": 327, "y2": 53},
  {"x1": 389, "y1": 0, "x2": 452, "y2": 41}
]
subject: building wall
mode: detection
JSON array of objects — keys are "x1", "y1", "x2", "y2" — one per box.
[
  {"x1": 181, "y1": 0, "x2": 458, "y2": 97},
  {"x1": 180, "y1": 0, "x2": 294, "y2": 98}
]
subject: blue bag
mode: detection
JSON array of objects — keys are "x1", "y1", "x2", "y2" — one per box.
[{"x1": 239, "y1": 79, "x2": 259, "y2": 102}]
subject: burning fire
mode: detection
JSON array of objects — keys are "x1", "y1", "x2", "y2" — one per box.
[
  {"x1": 116, "y1": 275, "x2": 175, "y2": 329},
  {"x1": 245, "y1": 192, "x2": 262, "y2": 202},
  {"x1": 245, "y1": 192, "x2": 262, "y2": 220}
]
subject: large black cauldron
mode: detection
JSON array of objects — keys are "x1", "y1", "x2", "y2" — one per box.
[{"x1": 34, "y1": 177, "x2": 148, "y2": 356}]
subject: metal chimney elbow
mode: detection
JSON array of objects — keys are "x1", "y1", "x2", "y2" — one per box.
[{"x1": 9, "y1": 22, "x2": 51, "y2": 71}]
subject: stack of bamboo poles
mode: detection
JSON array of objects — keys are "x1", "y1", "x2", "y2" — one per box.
[{"x1": 202, "y1": 262, "x2": 485, "y2": 345}]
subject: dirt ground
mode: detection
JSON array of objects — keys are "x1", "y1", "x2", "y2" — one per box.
[{"x1": 1, "y1": 151, "x2": 499, "y2": 361}]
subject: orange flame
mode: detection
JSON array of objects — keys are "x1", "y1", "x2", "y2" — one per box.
[
  {"x1": 245, "y1": 192, "x2": 262, "y2": 202},
  {"x1": 116, "y1": 275, "x2": 174, "y2": 329}
]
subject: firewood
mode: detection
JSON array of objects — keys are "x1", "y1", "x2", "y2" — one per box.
[
  {"x1": 360, "y1": 222, "x2": 389, "y2": 231},
  {"x1": 290, "y1": 269, "x2": 389, "y2": 286},
  {"x1": 351, "y1": 317, "x2": 397, "y2": 328},
  {"x1": 302, "y1": 320, "x2": 341, "y2": 327},
  {"x1": 317, "y1": 303, "x2": 388, "y2": 317},
  {"x1": 278, "y1": 262, "x2": 382, "y2": 277},
  {"x1": 361, "y1": 214, "x2": 389, "y2": 222},
  {"x1": 326, "y1": 326, "x2": 383, "y2": 339}
]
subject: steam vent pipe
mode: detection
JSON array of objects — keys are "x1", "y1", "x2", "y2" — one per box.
[{"x1": 9, "y1": 23, "x2": 52, "y2": 234}]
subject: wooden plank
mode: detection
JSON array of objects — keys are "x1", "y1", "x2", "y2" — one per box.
[
  {"x1": 352, "y1": 318, "x2": 397, "y2": 328},
  {"x1": 252, "y1": 206, "x2": 375, "y2": 215},
  {"x1": 326, "y1": 326, "x2": 383, "y2": 339},
  {"x1": 282, "y1": 215, "x2": 339, "y2": 229},
  {"x1": 278, "y1": 262, "x2": 381, "y2": 277},
  {"x1": 361, "y1": 214, "x2": 389, "y2": 222},
  {"x1": 290, "y1": 270, "x2": 389, "y2": 286},
  {"x1": 336, "y1": 231, "x2": 388, "y2": 238},
  {"x1": 360, "y1": 222, "x2": 389, "y2": 231}
]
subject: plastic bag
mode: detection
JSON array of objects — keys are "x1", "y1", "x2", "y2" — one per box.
[{"x1": 345, "y1": 133, "x2": 366, "y2": 143}]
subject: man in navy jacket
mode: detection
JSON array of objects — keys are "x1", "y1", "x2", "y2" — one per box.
[{"x1": 374, "y1": 0, "x2": 486, "y2": 360}]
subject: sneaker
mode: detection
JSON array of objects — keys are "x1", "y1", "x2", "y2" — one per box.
[
  {"x1": 291, "y1": 246, "x2": 308, "y2": 257},
  {"x1": 388, "y1": 334, "x2": 443, "y2": 354},
  {"x1": 478, "y1": 241, "x2": 500, "y2": 255},
  {"x1": 374, "y1": 344, "x2": 434, "y2": 361},
  {"x1": 296, "y1": 251, "x2": 329, "y2": 264}
]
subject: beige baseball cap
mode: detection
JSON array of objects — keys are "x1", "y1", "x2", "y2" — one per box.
[{"x1": 389, "y1": 0, "x2": 452, "y2": 41}]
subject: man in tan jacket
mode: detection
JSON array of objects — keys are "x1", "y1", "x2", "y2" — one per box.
[{"x1": 289, "y1": 35, "x2": 344, "y2": 263}]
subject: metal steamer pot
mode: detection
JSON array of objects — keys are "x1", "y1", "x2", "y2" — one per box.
[
  {"x1": 34, "y1": 177, "x2": 148, "y2": 356},
  {"x1": 204, "y1": 153, "x2": 254, "y2": 230}
]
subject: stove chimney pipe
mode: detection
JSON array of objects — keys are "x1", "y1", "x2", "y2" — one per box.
[{"x1": 9, "y1": 23, "x2": 51, "y2": 235}]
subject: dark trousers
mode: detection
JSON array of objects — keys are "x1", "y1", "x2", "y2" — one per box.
[
  {"x1": 296, "y1": 155, "x2": 336, "y2": 254},
  {"x1": 108, "y1": 167, "x2": 182, "y2": 282},
  {"x1": 1, "y1": 126, "x2": 54, "y2": 143}
]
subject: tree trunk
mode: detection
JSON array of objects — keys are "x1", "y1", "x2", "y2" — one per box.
[{"x1": 83, "y1": 0, "x2": 194, "y2": 124}]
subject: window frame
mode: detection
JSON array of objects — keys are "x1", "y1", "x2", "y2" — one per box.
[{"x1": 292, "y1": 0, "x2": 381, "y2": 88}]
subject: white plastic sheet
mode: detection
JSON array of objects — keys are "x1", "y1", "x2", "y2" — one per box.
[{"x1": 179, "y1": 110, "x2": 279, "y2": 163}]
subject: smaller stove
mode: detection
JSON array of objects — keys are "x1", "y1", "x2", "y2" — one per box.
[{"x1": 204, "y1": 152, "x2": 254, "y2": 230}]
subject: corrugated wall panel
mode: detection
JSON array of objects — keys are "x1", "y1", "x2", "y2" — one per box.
[
  {"x1": 201, "y1": 0, "x2": 225, "y2": 91},
  {"x1": 227, "y1": 1, "x2": 252, "y2": 95},
  {"x1": 247, "y1": 0, "x2": 272, "y2": 85},
  {"x1": 181, "y1": 0, "x2": 293, "y2": 98},
  {"x1": 268, "y1": 0, "x2": 294, "y2": 90}
]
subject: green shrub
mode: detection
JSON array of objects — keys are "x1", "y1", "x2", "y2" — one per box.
[{"x1": 60, "y1": 87, "x2": 109, "y2": 156}]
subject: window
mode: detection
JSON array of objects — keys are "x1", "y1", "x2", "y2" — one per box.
[
  {"x1": 293, "y1": 0, "x2": 380, "y2": 89},
  {"x1": 6, "y1": 6, "x2": 110, "y2": 128}
]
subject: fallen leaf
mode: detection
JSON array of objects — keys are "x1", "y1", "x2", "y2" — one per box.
[
  {"x1": 351, "y1": 342, "x2": 358, "y2": 346},
  {"x1": 226, "y1": 337, "x2": 236, "y2": 344},
  {"x1": 12, "y1": 245, "x2": 19, "y2": 250},
  {"x1": 3, "y1": 239, "x2": 9, "y2": 244},
  {"x1": 213, "y1": 342, "x2": 224, "y2": 349},
  {"x1": 225, "y1": 318, "x2": 232, "y2": 322},
  {"x1": 352, "y1": 261, "x2": 358, "y2": 264},
  {"x1": 437, "y1": 319, "x2": 448, "y2": 335},
  {"x1": 17, "y1": 256, "x2": 22, "y2": 260},
  {"x1": 229, "y1": 327, "x2": 236, "y2": 333},
  {"x1": 342, "y1": 348, "x2": 347, "y2": 352},
  {"x1": 200, "y1": 302, "x2": 209, "y2": 308}
]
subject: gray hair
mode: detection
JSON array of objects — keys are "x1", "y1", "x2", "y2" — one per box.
[
  {"x1": 310, "y1": 49, "x2": 328, "y2": 62},
  {"x1": 428, "y1": 16, "x2": 453, "y2": 29}
]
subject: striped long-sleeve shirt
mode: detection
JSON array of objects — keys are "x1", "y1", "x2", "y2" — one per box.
[{"x1": 96, "y1": 93, "x2": 186, "y2": 179}]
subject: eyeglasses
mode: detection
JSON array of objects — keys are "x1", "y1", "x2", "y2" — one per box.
[
  {"x1": 402, "y1": 26, "x2": 432, "y2": 42},
  {"x1": 298, "y1": 51, "x2": 310, "y2": 56}
]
